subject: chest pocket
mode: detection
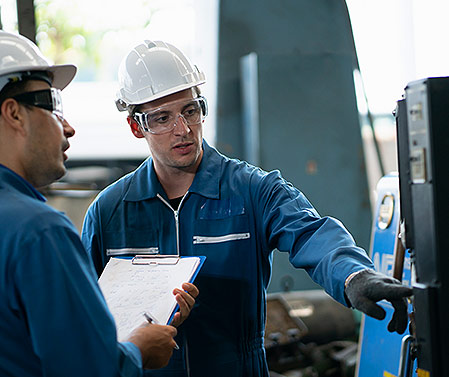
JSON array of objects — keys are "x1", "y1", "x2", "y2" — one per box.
[
  {"x1": 198, "y1": 196, "x2": 245, "y2": 220},
  {"x1": 104, "y1": 229, "x2": 159, "y2": 256},
  {"x1": 193, "y1": 197, "x2": 252, "y2": 277},
  {"x1": 195, "y1": 196, "x2": 250, "y2": 238}
]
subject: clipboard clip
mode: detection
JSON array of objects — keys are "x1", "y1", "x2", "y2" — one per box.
[{"x1": 132, "y1": 255, "x2": 180, "y2": 265}]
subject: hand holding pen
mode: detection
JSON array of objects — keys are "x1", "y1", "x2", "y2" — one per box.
[
  {"x1": 125, "y1": 318, "x2": 178, "y2": 369},
  {"x1": 144, "y1": 312, "x2": 180, "y2": 350}
]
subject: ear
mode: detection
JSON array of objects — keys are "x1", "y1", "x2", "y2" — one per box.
[
  {"x1": 0, "y1": 99, "x2": 27, "y2": 136},
  {"x1": 127, "y1": 116, "x2": 145, "y2": 139}
]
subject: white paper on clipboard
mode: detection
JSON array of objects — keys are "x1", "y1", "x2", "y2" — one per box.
[{"x1": 98, "y1": 255, "x2": 204, "y2": 341}]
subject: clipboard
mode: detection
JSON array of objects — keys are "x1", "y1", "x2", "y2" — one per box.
[{"x1": 98, "y1": 255, "x2": 206, "y2": 342}]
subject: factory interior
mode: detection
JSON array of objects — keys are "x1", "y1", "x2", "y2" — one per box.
[{"x1": 1, "y1": 0, "x2": 449, "y2": 376}]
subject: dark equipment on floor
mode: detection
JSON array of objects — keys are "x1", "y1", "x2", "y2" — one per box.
[{"x1": 265, "y1": 291, "x2": 358, "y2": 377}]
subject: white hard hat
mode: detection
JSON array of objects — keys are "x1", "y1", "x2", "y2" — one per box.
[
  {"x1": 116, "y1": 40, "x2": 206, "y2": 111},
  {"x1": 0, "y1": 31, "x2": 76, "y2": 92}
]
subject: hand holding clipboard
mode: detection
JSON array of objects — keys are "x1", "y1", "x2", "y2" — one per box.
[{"x1": 99, "y1": 255, "x2": 205, "y2": 341}]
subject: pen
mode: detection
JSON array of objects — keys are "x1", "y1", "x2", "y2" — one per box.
[
  {"x1": 143, "y1": 312, "x2": 180, "y2": 350},
  {"x1": 143, "y1": 312, "x2": 155, "y2": 324}
]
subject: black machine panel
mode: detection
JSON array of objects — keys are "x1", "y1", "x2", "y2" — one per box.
[{"x1": 396, "y1": 77, "x2": 449, "y2": 376}]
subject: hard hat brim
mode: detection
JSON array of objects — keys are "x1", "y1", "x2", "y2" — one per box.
[
  {"x1": 0, "y1": 63, "x2": 77, "y2": 90},
  {"x1": 122, "y1": 79, "x2": 206, "y2": 109},
  {"x1": 47, "y1": 64, "x2": 77, "y2": 90}
]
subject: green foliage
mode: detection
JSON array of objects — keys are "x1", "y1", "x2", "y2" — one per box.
[
  {"x1": 34, "y1": 0, "x2": 156, "y2": 80},
  {"x1": 36, "y1": 0, "x2": 96, "y2": 76}
]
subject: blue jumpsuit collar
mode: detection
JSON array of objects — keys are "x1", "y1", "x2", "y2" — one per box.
[
  {"x1": 0, "y1": 164, "x2": 46, "y2": 202},
  {"x1": 123, "y1": 139, "x2": 222, "y2": 201}
]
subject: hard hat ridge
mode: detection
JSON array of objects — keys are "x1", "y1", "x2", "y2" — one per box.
[{"x1": 115, "y1": 40, "x2": 205, "y2": 112}]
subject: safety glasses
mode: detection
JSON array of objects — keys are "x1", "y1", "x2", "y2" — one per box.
[
  {"x1": 133, "y1": 96, "x2": 208, "y2": 135},
  {"x1": 12, "y1": 88, "x2": 63, "y2": 117}
]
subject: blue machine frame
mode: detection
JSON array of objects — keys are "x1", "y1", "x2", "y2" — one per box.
[{"x1": 356, "y1": 174, "x2": 416, "y2": 377}]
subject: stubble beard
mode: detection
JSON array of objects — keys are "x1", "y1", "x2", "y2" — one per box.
[
  {"x1": 170, "y1": 148, "x2": 201, "y2": 170},
  {"x1": 26, "y1": 144, "x2": 67, "y2": 188}
]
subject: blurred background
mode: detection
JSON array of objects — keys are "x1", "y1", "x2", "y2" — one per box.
[
  {"x1": 2, "y1": 1, "x2": 448, "y2": 375},
  {"x1": 2, "y1": 0, "x2": 448, "y2": 227}
]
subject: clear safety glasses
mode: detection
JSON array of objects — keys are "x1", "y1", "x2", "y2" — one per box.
[
  {"x1": 133, "y1": 96, "x2": 208, "y2": 135},
  {"x1": 12, "y1": 88, "x2": 64, "y2": 117}
]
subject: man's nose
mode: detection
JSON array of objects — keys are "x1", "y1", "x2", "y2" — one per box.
[
  {"x1": 172, "y1": 114, "x2": 191, "y2": 135},
  {"x1": 62, "y1": 117, "x2": 75, "y2": 138}
]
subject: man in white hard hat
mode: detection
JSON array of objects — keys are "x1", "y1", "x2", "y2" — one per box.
[
  {"x1": 0, "y1": 31, "x2": 200, "y2": 377},
  {"x1": 82, "y1": 40, "x2": 413, "y2": 377}
]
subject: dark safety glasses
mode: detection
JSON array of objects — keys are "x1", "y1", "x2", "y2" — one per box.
[{"x1": 12, "y1": 88, "x2": 63, "y2": 117}]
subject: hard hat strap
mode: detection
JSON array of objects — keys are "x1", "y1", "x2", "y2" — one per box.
[{"x1": 11, "y1": 88, "x2": 63, "y2": 116}]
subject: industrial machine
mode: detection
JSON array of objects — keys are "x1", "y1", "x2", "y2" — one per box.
[
  {"x1": 356, "y1": 174, "x2": 416, "y2": 377},
  {"x1": 395, "y1": 77, "x2": 449, "y2": 377},
  {"x1": 358, "y1": 76, "x2": 449, "y2": 377}
]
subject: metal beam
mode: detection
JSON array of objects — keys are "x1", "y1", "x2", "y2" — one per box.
[{"x1": 17, "y1": 0, "x2": 36, "y2": 42}]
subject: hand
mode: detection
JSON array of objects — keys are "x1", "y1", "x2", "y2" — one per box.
[
  {"x1": 126, "y1": 323, "x2": 178, "y2": 369},
  {"x1": 170, "y1": 282, "x2": 199, "y2": 327},
  {"x1": 344, "y1": 269, "x2": 413, "y2": 334}
]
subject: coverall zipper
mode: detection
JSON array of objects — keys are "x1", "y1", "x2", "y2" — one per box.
[
  {"x1": 106, "y1": 247, "x2": 159, "y2": 256},
  {"x1": 157, "y1": 192, "x2": 188, "y2": 256},
  {"x1": 156, "y1": 192, "x2": 191, "y2": 376},
  {"x1": 193, "y1": 233, "x2": 250, "y2": 244}
]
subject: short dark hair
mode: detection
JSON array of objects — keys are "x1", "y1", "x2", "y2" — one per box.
[
  {"x1": 0, "y1": 80, "x2": 33, "y2": 114},
  {"x1": 193, "y1": 86, "x2": 201, "y2": 97}
]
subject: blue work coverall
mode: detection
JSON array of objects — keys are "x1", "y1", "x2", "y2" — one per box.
[
  {"x1": 0, "y1": 164, "x2": 143, "y2": 377},
  {"x1": 82, "y1": 140, "x2": 374, "y2": 377}
]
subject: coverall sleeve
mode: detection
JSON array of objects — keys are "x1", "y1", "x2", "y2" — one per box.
[
  {"x1": 14, "y1": 220, "x2": 142, "y2": 377},
  {"x1": 254, "y1": 171, "x2": 374, "y2": 305}
]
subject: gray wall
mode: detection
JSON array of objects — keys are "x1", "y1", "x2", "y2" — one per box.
[{"x1": 215, "y1": 0, "x2": 372, "y2": 292}]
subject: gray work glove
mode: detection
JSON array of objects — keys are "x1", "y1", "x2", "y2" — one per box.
[{"x1": 344, "y1": 269, "x2": 413, "y2": 334}]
